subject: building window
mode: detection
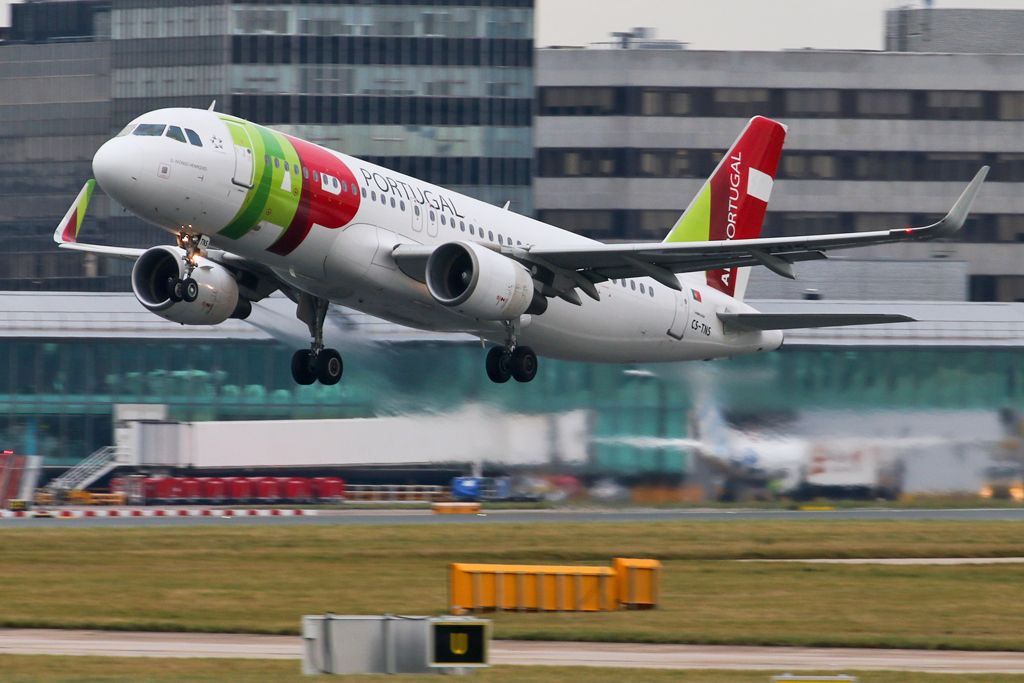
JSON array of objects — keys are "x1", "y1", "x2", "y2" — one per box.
[
  {"x1": 711, "y1": 88, "x2": 770, "y2": 117},
  {"x1": 539, "y1": 87, "x2": 621, "y2": 115},
  {"x1": 999, "y1": 92, "x2": 1024, "y2": 120},
  {"x1": 784, "y1": 89, "x2": 841, "y2": 117},
  {"x1": 925, "y1": 91, "x2": 985, "y2": 120},
  {"x1": 855, "y1": 90, "x2": 912, "y2": 117}
]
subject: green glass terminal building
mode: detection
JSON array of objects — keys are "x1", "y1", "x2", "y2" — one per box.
[{"x1": 4, "y1": 293, "x2": 1022, "y2": 477}]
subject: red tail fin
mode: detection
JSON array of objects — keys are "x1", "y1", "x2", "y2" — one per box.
[{"x1": 664, "y1": 116, "x2": 787, "y2": 300}]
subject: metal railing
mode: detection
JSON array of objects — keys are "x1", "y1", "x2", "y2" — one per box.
[{"x1": 48, "y1": 446, "x2": 129, "y2": 493}]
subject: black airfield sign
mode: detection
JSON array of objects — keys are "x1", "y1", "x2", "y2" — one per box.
[{"x1": 429, "y1": 620, "x2": 488, "y2": 668}]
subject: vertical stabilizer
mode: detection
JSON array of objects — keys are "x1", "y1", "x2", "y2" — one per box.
[{"x1": 663, "y1": 116, "x2": 787, "y2": 301}]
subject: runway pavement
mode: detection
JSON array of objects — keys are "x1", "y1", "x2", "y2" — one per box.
[
  {"x1": 2, "y1": 629, "x2": 1024, "y2": 673},
  {"x1": 3, "y1": 506, "x2": 1024, "y2": 528}
]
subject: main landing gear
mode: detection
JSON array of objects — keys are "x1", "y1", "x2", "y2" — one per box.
[
  {"x1": 290, "y1": 294, "x2": 343, "y2": 386},
  {"x1": 167, "y1": 232, "x2": 207, "y2": 303},
  {"x1": 485, "y1": 319, "x2": 537, "y2": 384}
]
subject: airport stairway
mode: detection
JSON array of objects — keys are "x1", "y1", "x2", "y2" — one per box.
[{"x1": 48, "y1": 446, "x2": 128, "y2": 493}]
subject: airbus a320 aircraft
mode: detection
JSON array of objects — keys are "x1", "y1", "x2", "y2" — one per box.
[{"x1": 55, "y1": 109, "x2": 987, "y2": 385}]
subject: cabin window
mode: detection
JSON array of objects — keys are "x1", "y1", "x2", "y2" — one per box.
[
  {"x1": 312, "y1": 170, "x2": 319, "y2": 182},
  {"x1": 361, "y1": 188, "x2": 367, "y2": 198},
  {"x1": 400, "y1": 201, "x2": 406, "y2": 211},
  {"x1": 440, "y1": 215, "x2": 447, "y2": 226},
  {"x1": 341, "y1": 181, "x2": 347, "y2": 192},
  {"x1": 371, "y1": 191, "x2": 377, "y2": 201},
  {"x1": 488, "y1": 230, "x2": 494, "y2": 242},
  {"x1": 352, "y1": 184, "x2": 358, "y2": 195},
  {"x1": 185, "y1": 129, "x2": 202, "y2": 146},
  {"x1": 274, "y1": 157, "x2": 280, "y2": 168},
  {"x1": 630, "y1": 281, "x2": 636, "y2": 291},
  {"x1": 390, "y1": 197, "x2": 396, "y2": 208},
  {"x1": 429, "y1": 210, "x2": 435, "y2": 221},
  {"x1": 414, "y1": 205, "x2": 420, "y2": 216},
  {"x1": 302, "y1": 166, "x2": 309, "y2": 179},
  {"x1": 649, "y1": 287, "x2": 655, "y2": 298},
  {"x1": 469, "y1": 225, "x2": 475, "y2": 235},
  {"x1": 460, "y1": 221, "x2": 465, "y2": 231},
  {"x1": 639, "y1": 283, "x2": 646, "y2": 294},
  {"x1": 132, "y1": 123, "x2": 166, "y2": 137}
]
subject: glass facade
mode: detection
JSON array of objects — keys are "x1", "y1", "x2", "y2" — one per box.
[{"x1": 3, "y1": 333, "x2": 1020, "y2": 473}]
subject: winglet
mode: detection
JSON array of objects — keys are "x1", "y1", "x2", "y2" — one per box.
[
  {"x1": 53, "y1": 179, "x2": 96, "y2": 245},
  {"x1": 922, "y1": 165, "x2": 989, "y2": 238}
]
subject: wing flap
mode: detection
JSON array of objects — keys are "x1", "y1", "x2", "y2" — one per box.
[{"x1": 718, "y1": 312, "x2": 916, "y2": 331}]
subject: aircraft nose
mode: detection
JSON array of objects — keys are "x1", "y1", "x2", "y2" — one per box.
[{"x1": 92, "y1": 139, "x2": 136, "y2": 203}]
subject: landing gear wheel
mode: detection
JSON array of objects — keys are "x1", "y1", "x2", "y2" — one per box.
[
  {"x1": 485, "y1": 347, "x2": 513, "y2": 384},
  {"x1": 315, "y1": 348, "x2": 343, "y2": 385},
  {"x1": 290, "y1": 349, "x2": 317, "y2": 385},
  {"x1": 169, "y1": 277, "x2": 183, "y2": 303},
  {"x1": 511, "y1": 346, "x2": 538, "y2": 383},
  {"x1": 181, "y1": 277, "x2": 199, "y2": 303}
]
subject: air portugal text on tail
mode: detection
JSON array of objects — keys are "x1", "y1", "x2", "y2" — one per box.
[
  {"x1": 664, "y1": 116, "x2": 786, "y2": 301},
  {"x1": 55, "y1": 107, "x2": 987, "y2": 386}
]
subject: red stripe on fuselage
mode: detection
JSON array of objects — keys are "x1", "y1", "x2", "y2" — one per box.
[{"x1": 268, "y1": 135, "x2": 361, "y2": 256}]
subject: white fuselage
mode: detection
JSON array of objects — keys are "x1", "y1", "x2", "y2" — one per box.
[{"x1": 92, "y1": 107, "x2": 782, "y2": 363}]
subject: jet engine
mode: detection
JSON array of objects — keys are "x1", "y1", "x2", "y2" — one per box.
[
  {"x1": 425, "y1": 240, "x2": 546, "y2": 320},
  {"x1": 131, "y1": 245, "x2": 250, "y2": 325}
]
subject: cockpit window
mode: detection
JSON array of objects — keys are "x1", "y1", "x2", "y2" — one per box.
[
  {"x1": 116, "y1": 124, "x2": 136, "y2": 137},
  {"x1": 165, "y1": 126, "x2": 187, "y2": 144},
  {"x1": 184, "y1": 128, "x2": 203, "y2": 147},
  {"x1": 133, "y1": 124, "x2": 166, "y2": 137}
]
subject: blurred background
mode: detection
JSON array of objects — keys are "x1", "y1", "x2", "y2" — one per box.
[{"x1": 1, "y1": 0, "x2": 1023, "y2": 504}]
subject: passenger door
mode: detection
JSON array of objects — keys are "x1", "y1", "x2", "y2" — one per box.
[
  {"x1": 225, "y1": 122, "x2": 254, "y2": 189},
  {"x1": 666, "y1": 290, "x2": 689, "y2": 340}
]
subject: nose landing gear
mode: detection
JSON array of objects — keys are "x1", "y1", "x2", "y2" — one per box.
[
  {"x1": 290, "y1": 294, "x2": 343, "y2": 386},
  {"x1": 167, "y1": 232, "x2": 208, "y2": 303},
  {"x1": 485, "y1": 319, "x2": 538, "y2": 384}
]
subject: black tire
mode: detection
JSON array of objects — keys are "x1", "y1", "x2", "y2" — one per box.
[
  {"x1": 316, "y1": 348, "x2": 343, "y2": 385},
  {"x1": 168, "y1": 277, "x2": 183, "y2": 303},
  {"x1": 290, "y1": 349, "x2": 317, "y2": 385},
  {"x1": 485, "y1": 346, "x2": 512, "y2": 383},
  {"x1": 511, "y1": 346, "x2": 538, "y2": 383},
  {"x1": 182, "y1": 277, "x2": 199, "y2": 303}
]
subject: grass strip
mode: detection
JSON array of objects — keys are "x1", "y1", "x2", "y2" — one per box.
[
  {"x1": 3, "y1": 657, "x2": 1024, "y2": 683},
  {"x1": 0, "y1": 521, "x2": 1022, "y2": 650}
]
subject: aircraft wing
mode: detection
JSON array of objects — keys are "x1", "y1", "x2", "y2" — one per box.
[
  {"x1": 717, "y1": 313, "x2": 916, "y2": 331},
  {"x1": 516, "y1": 166, "x2": 987, "y2": 290},
  {"x1": 393, "y1": 167, "x2": 987, "y2": 303}
]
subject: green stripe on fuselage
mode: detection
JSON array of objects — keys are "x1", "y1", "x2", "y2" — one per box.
[{"x1": 219, "y1": 118, "x2": 301, "y2": 241}]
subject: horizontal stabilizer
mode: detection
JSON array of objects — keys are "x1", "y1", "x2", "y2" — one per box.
[{"x1": 718, "y1": 312, "x2": 915, "y2": 331}]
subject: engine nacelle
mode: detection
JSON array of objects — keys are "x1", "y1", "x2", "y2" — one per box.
[
  {"x1": 426, "y1": 241, "x2": 542, "y2": 320},
  {"x1": 131, "y1": 245, "x2": 248, "y2": 325}
]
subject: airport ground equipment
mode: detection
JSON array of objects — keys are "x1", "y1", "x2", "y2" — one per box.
[
  {"x1": 450, "y1": 557, "x2": 660, "y2": 613},
  {"x1": 433, "y1": 502, "x2": 481, "y2": 514},
  {"x1": 301, "y1": 615, "x2": 489, "y2": 675},
  {"x1": 346, "y1": 484, "x2": 445, "y2": 503},
  {"x1": 614, "y1": 557, "x2": 662, "y2": 609}
]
